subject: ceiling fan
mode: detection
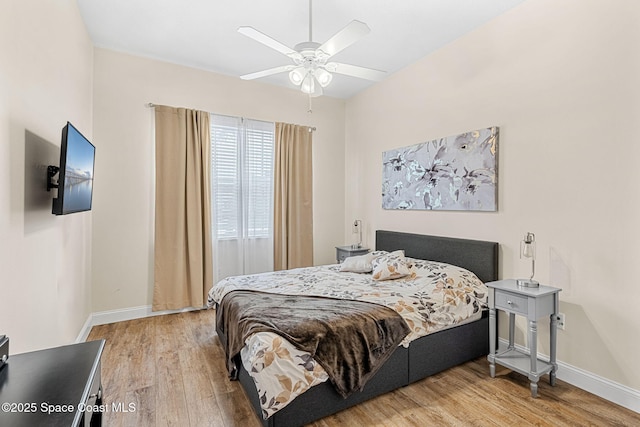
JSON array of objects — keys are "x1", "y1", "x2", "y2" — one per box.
[{"x1": 238, "y1": 0, "x2": 386, "y2": 97}]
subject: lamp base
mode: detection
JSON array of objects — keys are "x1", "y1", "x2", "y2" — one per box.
[
  {"x1": 351, "y1": 243, "x2": 362, "y2": 249},
  {"x1": 517, "y1": 278, "x2": 539, "y2": 288}
]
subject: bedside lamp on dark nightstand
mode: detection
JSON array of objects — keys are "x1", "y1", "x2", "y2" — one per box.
[
  {"x1": 351, "y1": 219, "x2": 362, "y2": 249},
  {"x1": 336, "y1": 220, "x2": 368, "y2": 263},
  {"x1": 517, "y1": 232, "x2": 539, "y2": 288}
]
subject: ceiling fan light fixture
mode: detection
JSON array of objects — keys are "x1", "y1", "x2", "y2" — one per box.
[
  {"x1": 300, "y1": 73, "x2": 323, "y2": 97},
  {"x1": 314, "y1": 68, "x2": 333, "y2": 87},
  {"x1": 289, "y1": 67, "x2": 305, "y2": 85},
  {"x1": 300, "y1": 73, "x2": 316, "y2": 94}
]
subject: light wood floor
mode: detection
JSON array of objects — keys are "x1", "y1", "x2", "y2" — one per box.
[{"x1": 87, "y1": 310, "x2": 640, "y2": 427}]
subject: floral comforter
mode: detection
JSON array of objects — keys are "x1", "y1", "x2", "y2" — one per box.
[{"x1": 207, "y1": 258, "x2": 487, "y2": 419}]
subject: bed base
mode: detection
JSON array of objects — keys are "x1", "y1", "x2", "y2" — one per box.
[
  {"x1": 233, "y1": 312, "x2": 489, "y2": 427},
  {"x1": 220, "y1": 230, "x2": 499, "y2": 427}
]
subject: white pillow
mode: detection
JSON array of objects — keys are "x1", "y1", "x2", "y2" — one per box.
[
  {"x1": 371, "y1": 250, "x2": 411, "y2": 281},
  {"x1": 339, "y1": 252, "x2": 379, "y2": 273}
]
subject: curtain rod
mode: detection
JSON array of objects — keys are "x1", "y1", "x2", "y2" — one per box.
[{"x1": 147, "y1": 102, "x2": 316, "y2": 132}]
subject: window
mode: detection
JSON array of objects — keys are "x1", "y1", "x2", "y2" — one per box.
[{"x1": 210, "y1": 114, "x2": 275, "y2": 280}]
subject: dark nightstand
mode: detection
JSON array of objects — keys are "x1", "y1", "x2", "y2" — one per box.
[
  {"x1": 0, "y1": 339, "x2": 105, "y2": 427},
  {"x1": 335, "y1": 245, "x2": 370, "y2": 263}
]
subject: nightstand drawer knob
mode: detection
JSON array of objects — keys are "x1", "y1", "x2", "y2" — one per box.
[{"x1": 507, "y1": 300, "x2": 513, "y2": 305}]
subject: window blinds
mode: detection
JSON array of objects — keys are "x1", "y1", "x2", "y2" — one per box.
[
  {"x1": 210, "y1": 115, "x2": 274, "y2": 239},
  {"x1": 210, "y1": 113, "x2": 275, "y2": 280}
]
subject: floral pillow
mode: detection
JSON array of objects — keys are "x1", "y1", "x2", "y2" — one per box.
[
  {"x1": 371, "y1": 250, "x2": 412, "y2": 281},
  {"x1": 339, "y1": 251, "x2": 388, "y2": 273}
]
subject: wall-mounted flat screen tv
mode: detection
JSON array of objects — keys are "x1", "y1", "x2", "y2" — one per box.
[{"x1": 51, "y1": 122, "x2": 95, "y2": 215}]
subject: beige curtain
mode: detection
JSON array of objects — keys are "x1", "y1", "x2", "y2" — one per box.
[
  {"x1": 274, "y1": 122, "x2": 313, "y2": 270},
  {"x1": 153, "y1": 105, "x2": 213, "y2": 310}
]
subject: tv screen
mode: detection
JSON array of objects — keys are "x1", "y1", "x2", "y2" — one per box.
[{"x1": 52, "y1": 122, "x2": 95, "y2": 215}]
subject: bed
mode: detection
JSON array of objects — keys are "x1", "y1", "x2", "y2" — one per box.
[{"x1": 210, "y1": 230, "x2": 499, "y2": 427}]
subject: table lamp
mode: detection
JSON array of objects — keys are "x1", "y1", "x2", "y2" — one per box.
[
  {"x1": 517, "y1": 232, "x2": 539, "y2": 288},
  {"x1": 351, "y1": 220, "x2": 362, "y2": 248}
]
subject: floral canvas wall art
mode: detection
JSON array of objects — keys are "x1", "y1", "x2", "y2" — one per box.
[{"x1": 382, "y1": 127, "x2": 498, "y2": 211}]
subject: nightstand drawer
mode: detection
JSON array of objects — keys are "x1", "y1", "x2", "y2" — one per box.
[{"x1": 495, "y1": 290, "x2": 528, "y2": 315}]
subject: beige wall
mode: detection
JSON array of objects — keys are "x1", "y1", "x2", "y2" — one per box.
[
  {"x1": 345, "y1": 0, "x2": 640, "y2": 390},
  {"x1": 91, "y1": 48, "x2": 346, "y2": 312},
  {"x1": 0, "y1": 1, "x2": 94, "y2": 353}
]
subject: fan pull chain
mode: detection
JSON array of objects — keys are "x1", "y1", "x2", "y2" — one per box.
[{"x1": 307, "y1": 93, "x2": 313, "y2": 113}]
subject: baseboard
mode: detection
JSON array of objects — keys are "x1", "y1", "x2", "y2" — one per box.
[
  {"x1": 555, "y1": 358, "x2": 640, "y2": 414},
  {"x1": 75, "y1": 305, "x2": 203, "y2": 344},
  {"x1": 76, "y1": 313, "x2": 95, "y2": 343},
  {"x1": 498, "y1": 338, "x2": 640, "y2": 414}
]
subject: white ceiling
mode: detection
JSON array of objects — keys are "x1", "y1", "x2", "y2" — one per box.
[{"x1": 77, "y1": 0, "x2": 526, "y2": 99}]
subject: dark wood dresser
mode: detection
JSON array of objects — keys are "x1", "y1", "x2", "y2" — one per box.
[{"x1": 0, "y1": 339, "x2": 105, "y2": 426}]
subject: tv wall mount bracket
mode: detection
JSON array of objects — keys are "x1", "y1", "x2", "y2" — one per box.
[{"x1": 47, "y1": 165, "x2": 59, "y2": 191}]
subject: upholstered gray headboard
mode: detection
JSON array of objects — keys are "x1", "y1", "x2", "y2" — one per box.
[{"x1": 376, "y1": 230, "x2": 499, "y2": 283}]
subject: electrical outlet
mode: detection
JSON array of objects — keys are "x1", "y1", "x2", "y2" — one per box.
[{"x1": 557, "y1": 313, "x2": 566, "y2": 330}]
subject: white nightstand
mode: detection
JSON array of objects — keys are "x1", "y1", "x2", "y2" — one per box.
[{"x1": 486, "y1": 279, "x2": 561, "y2": 397}]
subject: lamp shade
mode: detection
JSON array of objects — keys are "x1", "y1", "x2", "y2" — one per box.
[
  {"x1": 300, "y1": 73, "x2": 315, "y2": 93},
  {"x1": 517, "y1": 232, "x2": 539, "y2": 287},
  {"x1": 314, "y1": 68, "x2": 333, "y2": 87},
  {"x1": 520, "y1": 232, "x2": 536, "y2": 259},
  {"x1": 289, "y1": 67, "x2": 305, "y2": 85},
  {"x1": 300, "y1": 73, "x2": 323, "y2": 97}
]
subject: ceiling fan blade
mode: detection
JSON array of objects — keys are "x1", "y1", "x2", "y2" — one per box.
[
  {"x1": 327, "y1": 62, "x2": 386, "y2": 81},
  {"x1": 318, "y1": 20, "x2": 370, "y2": 58},
  {"x1": 238, "y1": 26, "x2": 301, "y2": 59},
  {"x1": 240, "y1": 65, "x2": 293, "y2": 80}
]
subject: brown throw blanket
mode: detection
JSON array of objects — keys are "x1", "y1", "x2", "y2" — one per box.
[{"x1": 217, "y1": 290, "x2": 410, "y2": 398}]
